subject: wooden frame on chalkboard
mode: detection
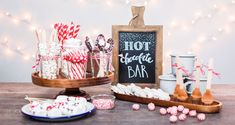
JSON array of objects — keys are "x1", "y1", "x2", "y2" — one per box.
[{"x1": 112, "y1": 25, "x2": 163, "y2": 87}]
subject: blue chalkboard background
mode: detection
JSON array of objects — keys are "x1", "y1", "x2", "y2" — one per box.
[{"x1": 118, "y1": 32, "x2": 156, "y2": 83}]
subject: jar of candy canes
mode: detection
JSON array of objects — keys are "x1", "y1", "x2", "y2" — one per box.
[{"x1": 61, "y1": 38, "x2": 88, "y2": 79}]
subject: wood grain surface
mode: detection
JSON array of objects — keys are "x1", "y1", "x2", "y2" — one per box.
[{"x1": 0, "y1": 83, "x2": 235, "y2": 125}]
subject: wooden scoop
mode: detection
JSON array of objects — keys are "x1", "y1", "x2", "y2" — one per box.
[
  {"x1": 192, "y1": 88, "x2": 202, "y2": 101},
  {"x1": 177, "y1": 88, "x2": 188, "y2": 101},
  {"x1": 201, "y1": 89, "x2": 214, "y2": 105},
  {"x1": 173, "y1": 56, "x2": 181, "y2": 99},
  {"x1": 201, "y1": 58, "x2": 214, "y2": 105},
  {"x1": 173, "y1": 84, "x2": 180, "y2": 99},
  {"x1": 174, "y1": 56, "x2": 188, "y2": 101},
  {"x1": 192, "y1": 59, "x2": 202, "y2": 101}
]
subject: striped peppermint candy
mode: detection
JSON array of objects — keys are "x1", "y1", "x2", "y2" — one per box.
[{"x1": 178, "y1": 113, "x2": 187, "y2": 121}]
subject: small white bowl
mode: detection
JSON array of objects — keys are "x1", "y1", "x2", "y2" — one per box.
[{"x1": 159, "y1": 74, "x2": 177, "y2": 95}]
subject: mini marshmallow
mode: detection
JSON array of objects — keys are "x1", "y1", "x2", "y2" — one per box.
[
  {"x1": 178, "y1": 113, "x2": 187, "y2": 121},
  {"x1": 147, "y1": 103, "x2": 155, "y2": 111},
  {"x1": 169, "y1": 115, "x2": 178, "y2": 123},
  {"x1": 177, "y1": 105, "x2": 184, "y2": 112},
  {"x1": 182, "y1": 108, "x2": 190, "y2": 115},
  {"x1": 159, "y1": 108, "x2": 167, "y2": 115},
  {"x1": 197, "y1": 113, "x2": 206, "y2": 121},
  {"x1": 167, "y1": 107, "x2": 172, "y2": 113},
  {"x1": 170, "y1": 108, "x2": 178, "y2": 116},
  {"x1": 132, "y1": 104, "x2": 140, "y2": 110},
  {"x1": 189, "y1": 110, "x2": 197, "y2": 117}
]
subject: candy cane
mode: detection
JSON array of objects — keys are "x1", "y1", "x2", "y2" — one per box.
[
  {"x1": 73, "y1": 25, "x2": 80, "y2": 38},
  {"x1": 68, "y1": 52, "x2": 79, "y2": 79},
  {"x1": 74, "y1": 51, "x2": 85, "y2": 78},
  {"x1": 68, "y1": 22, "x2": 75, "y2": 38},
  {"x1": 69, "y1": 51, "x2": 85, "y2": 79}
]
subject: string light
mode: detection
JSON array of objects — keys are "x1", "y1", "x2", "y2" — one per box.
[
  {"x1": 16, "y1": 46, "x2": 21, "y2": 51},
  {"x1": 167, "y1": 31, "x2": 171, "y2": 37},
  {"x1": 93, "y1": 29, "x2": 99, "y2": 35},
  {"x1": 0, "y1": 10, "x2": 38, "y2": 31},
  {"x1": 229, "y1": 16, "x2": 235, "y2": 22},
  {"x1": 125, "y1": 0, "x2": 130, "y2": 4},
  {"x1": 198, "y1": 36, "x2": 206, "y2": 43},
  {"x1": 1, "y1": 37, "x2": 32, "y2": 60},
  {"x1": 5, "y1": 48, "x2": 13, "y2": 56},
  {"x1": 165, "y1": 0, "x2": 235, "y2": 54},
  {"x1": 144, "y1": 1, "x2": 148, "y2": 6},
  {"x1": 0, "y1": 0, "x2": 234, "y2": 62},
  {"x1": 106, "y1": 0, "x2": 112, "y2": 6}
]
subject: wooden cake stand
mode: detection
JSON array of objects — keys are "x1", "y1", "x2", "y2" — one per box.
[{"x1": 32, "y1": 72, "x2": 114, "y2": 98}]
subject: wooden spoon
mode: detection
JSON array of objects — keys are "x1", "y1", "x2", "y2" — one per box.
[
  {"x1": 173, "y1": 56, "x2": 181, "y2": 99},
  {"x1": 192, "y1": 59, "x2": 202, "y2": 101},
  {"x1": 174, "y1": 56, "x2": 188, "y2": 101},
  {"x1": 201, "y1": 58, "x2": 214, "y2": 105},
  {"x1": 177, "y1": 71, "x2": 188, "y2": 102},
  {"x1": 201, "y1": 89, "x2": 214, "y2": 105}
]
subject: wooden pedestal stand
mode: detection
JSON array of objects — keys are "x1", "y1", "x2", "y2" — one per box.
[{"x1": 32, "y1": 72, "x2": 114, "y2": 99}]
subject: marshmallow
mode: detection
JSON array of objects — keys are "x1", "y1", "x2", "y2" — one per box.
[
  {"x1": 189, "y1": 110, "x2": 197, "y2": 117},
  {"x1": 169, "y1": 115, "x2": 178, "y2": 123},
  {"x1": 147, "y1": 103, "x2": 155, "y2": 111},
  {"x1": 132, "y1": 104, "x2": 140, "y2": 110},
  {"x1": 197, "y1": 113, "x2": 206, "y2": 121},
  {"x1": 177, "y1": 105, "x2": 184, "y2": 112},
  {"x1": 182, "y1": 108, "x2": 190, "y2": 115},
  {"x1": 159, "y1": 108, "x2": 167, "y2": 115},
  {"x1": 178, "y1": 113, "x2": 187, "y2": 121}
]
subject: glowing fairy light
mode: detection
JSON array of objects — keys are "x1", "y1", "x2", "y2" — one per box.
[
  {"x1": 23, "y1": 55, "x2": 30, "y2": 60},
  {"x1": 218, "y1": 28, "x2": 223, "y2": 32},
  {"x1": 167, "y1": 31, "x2": 172, "y2": 36},
  {"x1": 30, "y1": 25, "x2": 37, "y2": 31},
  {"x1": 126, "y1": 0, "x2": 130, "y2": 4},
  {"x1": 17, "y1": 46, "x2": 21, "y2": 50},
  {"x1": 144, "y1": 1, "x2": 148, "y2": 6},
  {"x1": 207, "y1": 14, "x2": 212, "y2": 18},
  {"x1": 198, "y1": 36, "x2": 206, "y2": 43},
  {"x1": 106, "y1": 0, "x2": 112, "y2": 6},
  {"x1": 211, "y1": 36, "x2": 217, "y2": 41},
  {"x1": 93, "y1": 29, "x2": 99, "y2": 35},
  {"x1": 5, "y1": 48, "x2": 13, "y2": 56},
  {"x1": 12, "y1": 18, "x2": 19, "y2": 24}
]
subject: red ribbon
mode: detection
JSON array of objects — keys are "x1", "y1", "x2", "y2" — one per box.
[
  {"x1": 208, "y1": 68, "x2": 221, "y2": 78},
  {"x1": 203, "y1": 64, "x2": 221, "y2": 78},
  {"x1": 195, "y1": 65, "x2": 205, "y2": 75},
  {"x1": 63, "y1": 55, "x2": 88, "y2": 63},
  {"x1": 172, "y1": 63, "x2": 191, "y2": 76},
  {"x1": 32, "y1": 55, "x2": 60, "y2": 69}
]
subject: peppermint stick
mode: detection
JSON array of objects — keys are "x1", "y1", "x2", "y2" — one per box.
[
  {"x1": 176, "y1": 56, "x2": 184, "y2": 89},
  {"x1": 195, "y1": 59, "x2": 201, "y2": 88},
  {"x1": 206, "y1": 58, "x2": 214, "y2": 90},
  {"x1": 85, "y1": 36, "x2": 94, "y2": 77},
  {"x1": 105, "y1": 38, "x2": 114, "y2": 72},
  {"x1": 96, "y1": 34, "x2": 106, "y2": 77}
]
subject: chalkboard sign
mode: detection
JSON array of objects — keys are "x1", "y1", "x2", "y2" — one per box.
[{"x1": 112, "y1": 25, "x2": 163, "y2": 85}]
